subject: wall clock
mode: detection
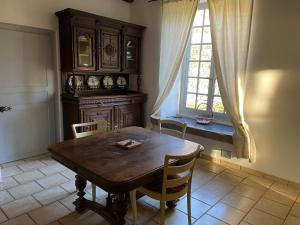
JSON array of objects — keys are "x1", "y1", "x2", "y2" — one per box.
[
  {"x1": 116, "y1": 76, "x2": 127, "y2": 89},
  {"x1": 102, "y1": 75, "x2": 114, "y2": 89}
]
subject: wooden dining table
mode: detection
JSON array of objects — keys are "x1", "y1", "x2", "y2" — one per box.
[{"x1": 48, "y1": 126, "x2": 199, "y2": 225}]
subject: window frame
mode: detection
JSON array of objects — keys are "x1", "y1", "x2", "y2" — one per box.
[{"x1": 179, "y1": 3, "x2": 228, "y2": 123}]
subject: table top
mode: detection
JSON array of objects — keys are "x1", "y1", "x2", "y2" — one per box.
[{"x1": 48, "y1": 126, "x2": 199, "y2": 193}]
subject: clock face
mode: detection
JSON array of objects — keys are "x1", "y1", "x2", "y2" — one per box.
[
  {"x1": 116, "y1": 76, "x2": 127, "y2": 89},
  {"x1": 102, "y1": 75, "x2": 114, "y2": 89}
]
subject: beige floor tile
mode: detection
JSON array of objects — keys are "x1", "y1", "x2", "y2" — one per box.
[
  {"x1": 207, "y1": 202, "x2": 245, "y2": 225},
  {"x1": 244, "y1": 208, "x2": 283, "y2": 225},
  {"x1": 194, "y1": 214, "x2": 227, "y2": 225},
  {"x1": 153, "y1": 208, "x2": 195, "y2": 225},
  {"x1": 233, "y1": 183, "x2": 265, "y2": 201},
  {"x1": 0, "y1": 160, "x2": 25, "y2": 169},
  {"x1": 0, "y1": 214, "x2": 36, "y2": 225},
  {"x1": 59, "y1": 210, "x2": 109, "y2": 225},
  {"x1": 264, "y1": 189, "x2": 296, "y2": 206},
  {"x1": 39, "y1": 164, "x2": 67, "y2": 176},
  {"x1": 0, "y1": 209, "x2": 8, "y2": 223},
  {"x1": 255, "y1": 197, "x2": 290, "y2": 219},
  {"x1": 200, "y1": 162, "x2": 225, "y2": 174},
  {"x1": 60, "y1": 180, "x2": 76, "y2": 193},
  {"x1": 48, "y1": 222, "x2": 62, "y2": 225},
  {"x1": 60, "y1": 170, "x2": 76, "y2": 180},
  {"x1": 1, "y1": 166, "x2": 23, "y2": 178},
  {"x1": 40, "y1": 157, "x2": 60, "y2": 166},
  {"x1": 192, "y1": 188, "x2": 224, "y2": 206},
  {"x1": 284, "y1": 215, "x2": 300, "y2": 225},
  {"x1": 214, "y1": 172, "x2": 244, "y2": 186},
  {"x1": 191, "y1": 169, "x2": 216, "y2": 191},
  {"x1": 7, "y1": 181, "x2": 43, "y2": 199},
  {"x1": 141, "y1": 196, "x2": 160, "y2": 209},
  {"x1": 291, "y1": 203, "x2": 300, "y2": 218},
  {"x1": 242, "y1": 175, "x2": 273, "y2": 189},
  {"x1": 176, "y1": 197, "x2": 210, "y2": 219},
  {"x1": 59, "y1": 193, "x2": 93, "y2": 211},
  {"x1": 1, "y1": 196, "x2": 41, "y2": 218},
  {"x1": 13, "y1": 170, "x2": 44, "y2": 184},
  {"x1": 0, "y1": 190, "x2": 14, "y2": 205},
  {"x1": 126, "y1": 199, "x2": 158, "y2": 224},
  {"x1": 297, "y1": 195, "x2": 300, "y2": 204},
  {"x1": 221, "y1": 192, "x2": 256, "y2": 212},
  {"x1": 224, "y1": 168, "x2": 249, "y2": 179},
  {"x1": 0, "y1": 177, "x2": 19, "y2": 190},
  {"x1": 29, "y1": 201, "x2": 70, "y2": 225},
  {"x1": 271, "y1": 182, "x2": 300, "y2": 199},
  {"x1": 36, "y1": 173, "x2": 69, "y2": 188},
  {"x1": 18, "y1": 161, "x2": 46, "y2": 172},
  {"x1": 239, "y1": 222, "x2": 252, "y2": 225},
  {"x1": 33, "y1": 186, "x2": 69, "y2": 205}
]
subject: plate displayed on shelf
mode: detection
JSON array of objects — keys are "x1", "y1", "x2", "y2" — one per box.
[
  {"x1": 116, "y1": 76, "x2": 127, "y2": 89},
  {"x1": 68, "y1": 75, "x2": 83, "y2": 88},
  {"x1": 87, "y1": 76, "x2": 100, "y2": 89},
  {"x1": 102, "y1": 75, "x2": 114, "y2": 89}
]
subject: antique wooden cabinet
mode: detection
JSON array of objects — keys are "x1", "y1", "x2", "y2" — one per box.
[
  {"x1": 56, "y1": 8, "x2": 145, "y2": 74},
  {"x1": 62, "y1": 93, "x2": 146, "y2": 140}
]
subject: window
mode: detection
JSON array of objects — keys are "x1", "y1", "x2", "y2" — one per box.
[{"x1": 180, "y1": 4, "x2": 226, "y2": 121}]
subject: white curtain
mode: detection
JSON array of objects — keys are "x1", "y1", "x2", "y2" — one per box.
[
  {"x1": 208, "y1": 0, "x2": 256, "y2": 162},
  {"x1": 151, "y1": 0, "x2": 199, "y2": 116}
]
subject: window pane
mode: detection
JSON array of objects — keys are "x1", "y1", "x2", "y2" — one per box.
[
  {"x1": 191, "y1": 28, "x2": 202, "y2": 44},
  {"x1": 202, "y1": 27, "x2": 211, "y2": 43},
  {"x1": 196, "y1": 95, "x2": 208, "y2": 110},
  {"x1": 190, "y1": 45, "x2": 200, "y2": 60},
  {"x1": 213, "y1": 97, "x2": 224, "y2": 113},
  {"x1": 187, "y1": 78, "x2": 198, "y2": 92},
  {"x1": 188, "y1": 62, "x2": 199, "y2": 77},
  {"x1": 186, "y1": 94, "x2": 196, "y2": 109},
  {"x1": 197, "y1": 79, "x2": 209, "y2": 94},
  {"x1": 201, "y1": 45, "x2": 212, "y2": 60},
  {"x1": 199, "y1": 62, "x2": 211, "y2": 77},
  {"x1": 193, "y1": 10, "x2": 204, "y2": 26},
  {"x1": 214, "y1": 81, "x2": 221, "y2": 95},
  {"x1": 204, "y1": 9, "x2": 210, "y2": 25}
]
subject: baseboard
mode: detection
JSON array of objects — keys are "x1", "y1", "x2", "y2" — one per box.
[{"x1": 200, "y1": 153, "x2": 300, "y2": 188}]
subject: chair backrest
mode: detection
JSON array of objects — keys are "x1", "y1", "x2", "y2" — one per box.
[
  {"x1": 159, "y1": 119, "x2": 187, "y2": 139},
  {"x1": 161, "y1": 145, "x2": 203, "y2": 198},
  {"x1": 72, "y1": 120, "x2": 107, "y2": 139}
]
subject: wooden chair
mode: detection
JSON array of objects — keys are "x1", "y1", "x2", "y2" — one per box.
[
  {"x1": 130, "y1": 145, "x2": 203, "y2": 225},
  {"x1": 159, "y1": 119, "x2": 187, "y2": 139},
  {"x1": 72, "y1": 120, "x2": 107, "y2": 201}
]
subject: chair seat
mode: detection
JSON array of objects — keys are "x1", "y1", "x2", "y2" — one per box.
[{"x1": 143, "y1": 175, "x2": 187, "y2": 194}]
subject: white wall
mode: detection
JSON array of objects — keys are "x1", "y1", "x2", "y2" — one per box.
[
  {"x1": 132, "y1": 0, "x2": 300, "y2": 184},
  {"x1": 0, "y1": 0, "x2": 131, "y2": 141}
]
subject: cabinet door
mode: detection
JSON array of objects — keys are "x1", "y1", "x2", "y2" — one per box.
[
  {"x1": 74, "y1": 27, "x2": 96, "y2": 71},
  {"x1": 81, "y1": 106, "x2": 114, "y2": 131},
  {"x1": 115, "y1": 104, "x2": 142, "y2": 129},
  {"x1": 99, "y1": 28, "x2": 121, "y2": 71},
  {"x1": 123, "y1": 35, "x2": 139, "y2": 74}
]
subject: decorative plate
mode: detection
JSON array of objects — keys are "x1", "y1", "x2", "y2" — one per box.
[
  {"x1": 68, "y1": 76, "x2": 83, "y2": 88},
  {"x1": 116, "y1": 76, "x2": 127, "y2": 89},
  {"x1": 102, "y1": 75, "x2": 114, "y2": 89},
  {"x1": 87, "y1": 76, "x2": 100, "y2": 89}
]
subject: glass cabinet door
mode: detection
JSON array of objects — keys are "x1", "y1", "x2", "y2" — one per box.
[
  {"x1": 75, "y1": 28, "x2": 95, "y2": 71},
  {"x1": 124, "y1": 35, "x2": 139, "y2": 73}
]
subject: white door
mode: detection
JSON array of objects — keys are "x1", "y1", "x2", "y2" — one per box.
[{"x1": 0, "y1": 24, "x2": 56, "y2": 164}]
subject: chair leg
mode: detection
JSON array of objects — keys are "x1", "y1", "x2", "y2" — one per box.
[
  {"x1": 130, "y1": 190, "x2": 137, "y2": 225},
  {"x1": 187, "y1": 192, "x2": 192, "y2": 225},
  {"x1": 160, "y1": 200, "x2": 165, "y2": 225},
  {"x1": 92, "y1": 183, "x2": 96, "y2": 201}
]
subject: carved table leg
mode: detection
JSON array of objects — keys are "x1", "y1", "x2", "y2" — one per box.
[
  {"x1": 74, "y1": 175, "x2": 87, "y2": 212},
  {"x1": 106, "y1": 193, "x2": 128, "y2": 225}
]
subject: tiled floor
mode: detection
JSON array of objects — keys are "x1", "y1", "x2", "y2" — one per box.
[{"x1": 1, "y1": 154, "x2": 300, "y2": 225}]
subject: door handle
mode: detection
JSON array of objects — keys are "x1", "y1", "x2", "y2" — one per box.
[{"x1": 0, "y1": 106, "x2": 12, "y2": 113}]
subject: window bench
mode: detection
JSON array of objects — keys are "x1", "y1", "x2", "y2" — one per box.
[{"x1": 150, "y1": 116, "x2": 234, "y2": 144}]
